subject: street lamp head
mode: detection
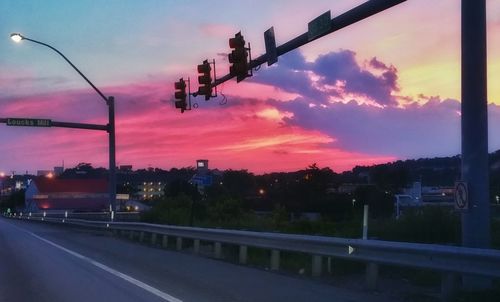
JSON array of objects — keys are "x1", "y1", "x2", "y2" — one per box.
[{"x1": 10, "y1": 33, "x2": 24, "y2": 43}]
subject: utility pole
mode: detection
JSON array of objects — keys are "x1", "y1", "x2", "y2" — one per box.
[{"x1": 461, "y1": 0, "x2": 491, "y2": 289}]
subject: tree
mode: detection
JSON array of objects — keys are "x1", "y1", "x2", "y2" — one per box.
[{"x1": 0, "y1": 189, "x2": 25, "y2": 211}]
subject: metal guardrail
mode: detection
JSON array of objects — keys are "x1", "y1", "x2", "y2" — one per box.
[
  {"x1": 6, "y1": 212, "x2": 500, "y2": 299},
  {"x1": 24, "y1": 211, "x2": 140, "y2": 222},
  {"x1": 10, "y1": 213, "x2": 500, "y2": 278}
]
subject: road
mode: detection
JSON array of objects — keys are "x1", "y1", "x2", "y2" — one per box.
[{"x1": 0, "y1": 218, "x2": 391, "y2": 302}]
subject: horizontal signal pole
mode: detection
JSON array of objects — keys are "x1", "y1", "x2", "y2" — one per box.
[
  {"x1": 51, "y1": 121, "x2": 108, "y2": 131},
  {"x1": 214, "y1": 0, "x2": 406, "y2": 86}
]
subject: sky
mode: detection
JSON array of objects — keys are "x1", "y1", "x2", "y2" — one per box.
[{"x1": 1, "y1": 0, "x2": 500, "y2": 175}]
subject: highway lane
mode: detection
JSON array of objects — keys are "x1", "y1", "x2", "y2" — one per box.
[{"x1": 0, "y1": 218, "x2": 391, "y2": 302}]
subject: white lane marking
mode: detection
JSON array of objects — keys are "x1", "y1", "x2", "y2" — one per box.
[{"x1": 19, "y1": 226, "x2": 182, "y2": 302}]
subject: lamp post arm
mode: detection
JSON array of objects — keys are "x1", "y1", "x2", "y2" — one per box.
[{"x1": 23, "y1": 37, "x2": 108, "y2": 103}]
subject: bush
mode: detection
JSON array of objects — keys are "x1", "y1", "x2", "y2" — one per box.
[
  {"x1": 208, "y1": 197, "x2": 245, "y2": 226},
  {"x1": 371, "y1": 207, "x2": 461, "y2": 244},
  {"x1": 141, "y1": 193, "x2": 193, "y2": 225}
]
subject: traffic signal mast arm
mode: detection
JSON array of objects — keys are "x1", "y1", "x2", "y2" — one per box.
[{"x1": 213, "y1": 0, "x2": 406, "y2": 87}]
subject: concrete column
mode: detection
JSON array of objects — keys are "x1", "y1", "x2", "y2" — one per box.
[
  {"x1": 193, "y1": 239, "x2": 200, "y2": 254},
  {"x1": 362, "y1": 205, "x2": 369, "y2": 239},
  {"x1": 366, "y1": 262, "x2": 378, "y2": 290},
  {"x1": 151, "y1": 233, "x2": 157, "y2": 245},
  {"x1": 327, "y1": 257, "x2": 332, "y2": 274},
  {"x1": 176, "y1": 237, "x2": 183, "y2": 251},
  {"x1": 214, "y1": 242, "x2": 222, "y2": 259},
  {"x1": 312, "y1": 255, "x2": 322, "y2": 277},
  {"x1": 441, "y1": 272, "x2": 458, "y2": 302},
  {"x1": 162, "y1": 235, "x2": 169, "y2": 248},
  {"x1": 270, "y1": 250, "x2": 280, "y2": 271},
  {"x1": 239, "y1": 245, "x2": 248, "y2": 265},
  {"x1": 139, "y1": 231, "x2": 144, "y2": 243},
  {"x1": 461, "y1": 0, "x2": 491, "y2": 290}
]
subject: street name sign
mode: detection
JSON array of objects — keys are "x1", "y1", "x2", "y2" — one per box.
[
  {"x1": 264, "y1": 27, "x2": 278, "y2": 66},
  {"x1": 308, "y1": 11, "x2": 332, "y2": 41},
  {"x1": 7, "y1": 118, "x2": 52, "y2": 127}
]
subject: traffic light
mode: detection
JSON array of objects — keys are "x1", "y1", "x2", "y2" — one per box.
[
  {"x1": 174, "y1": 78, "x2": 187, "y2": 113},
  {"x1": 228, "y1": 32, "x2": 249, "y2": 82},
  {"x1": 197, "y1": 60, "x2": 212, "y2": 100}
]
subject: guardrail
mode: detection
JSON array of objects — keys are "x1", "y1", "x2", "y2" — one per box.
[
  {"x1": 6, "y1": 213, "x2": 500, "y2": 300},
  {"x1": 22, "y1": 211, "x2": 140, "y2": 222}
]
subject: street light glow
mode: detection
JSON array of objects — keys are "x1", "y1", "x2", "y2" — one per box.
[{"x1": 10, "y1": 33, "x2": 23, "y2": 43}]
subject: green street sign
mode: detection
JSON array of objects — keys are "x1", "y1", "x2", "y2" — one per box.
[
  {"x1": 308, "y1": 11, "x2": 331, "y2": 41},
  {"x1": 7, "y1": 118, "x2": 52, "y2": 127}
]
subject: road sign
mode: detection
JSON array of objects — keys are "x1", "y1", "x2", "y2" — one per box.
[
  {"x1": 455, "y1": 181, "x2": 469, "y2": 210},
  {"x1": 7, "y1": 118, "x2": 52, "y2": 127},
  {"x1": 191, "y1": 175, "x2": 212, "y2": 186},
  {"x1": 308, "y1": 11, "x2": 332, "y2": 41},
  {"x1": 264, "y1": 27, "x2": 277, "y2": 66}
]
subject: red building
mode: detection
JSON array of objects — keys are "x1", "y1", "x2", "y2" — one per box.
[{"x1": 25, "y1": 178, "x2": 109, "y2": 212}]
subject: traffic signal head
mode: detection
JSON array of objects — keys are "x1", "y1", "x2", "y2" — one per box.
[
  {"x1": 197, "y1": 60, "x2": 212, "y2": 100},
  {"x1": 229, "y1": 33, "x2": 245, "y2": 49},
  {"x1": 174, "y1": 78, "x2": 187, "y2": 113},
  {"x1": 228, "y1": 32, "x2": 249, "y2": 82}
]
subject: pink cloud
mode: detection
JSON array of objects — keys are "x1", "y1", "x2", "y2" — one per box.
[{"x1": 0, "y1": 80, "x2": 393, "y2": 174}]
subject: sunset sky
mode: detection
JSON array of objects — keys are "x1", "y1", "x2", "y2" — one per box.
[{"x1": 1, "y1": 0, "x2": 500, "y2": 174}]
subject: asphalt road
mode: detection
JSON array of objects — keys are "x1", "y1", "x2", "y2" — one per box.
[{"x1": 0, "y1": 218, "x2": 391, "y2": 302}]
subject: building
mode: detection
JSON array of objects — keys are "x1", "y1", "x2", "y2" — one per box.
[
  {"x1": 401, "y1": 182, "x2": 454, "y2": 203},
  {"x1": 37, "y1": 170, "x2": 53, "y2": 177},
  {"x1": 137, "y1": 181, "x2": 165, "y2": 200},
  {"x1": 54, "y1": 166, "x2": 64, "y2": 176},
  {"x1": 25, "y1": 178, "x2": 109, "y2": 213},
  {"x1": 190, "y1": 159, "x2": 213, "y2": 193}
]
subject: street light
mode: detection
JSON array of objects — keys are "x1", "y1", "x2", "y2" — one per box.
[
  {"x1": 10, "y1": 33, "x2": 23, "y2": 43},
  {"x1": 9, "y1": 32, "x2": 117, "y2": 212}
]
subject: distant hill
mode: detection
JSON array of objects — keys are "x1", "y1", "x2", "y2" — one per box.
[{"x1": 351, "y1": 149, "x2": 500, "y2": 188}]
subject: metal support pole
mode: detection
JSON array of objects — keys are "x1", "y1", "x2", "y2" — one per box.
[
  {"x1": 8, "y1": 35, "x2": 118, "y2": 214},
  {"x1": 108, "y1": 96, "x2": 117, "y2": 212},
  {"x1": 362, "y1": 205, "x2": 369, "y2": 240},
  {"x1": 461, "y1": 0, "x2": 491, "y2": 290}
]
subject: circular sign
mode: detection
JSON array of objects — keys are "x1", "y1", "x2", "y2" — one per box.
[{"x1": 454, "y1": 182, "x2": 468, "y2": 210}]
